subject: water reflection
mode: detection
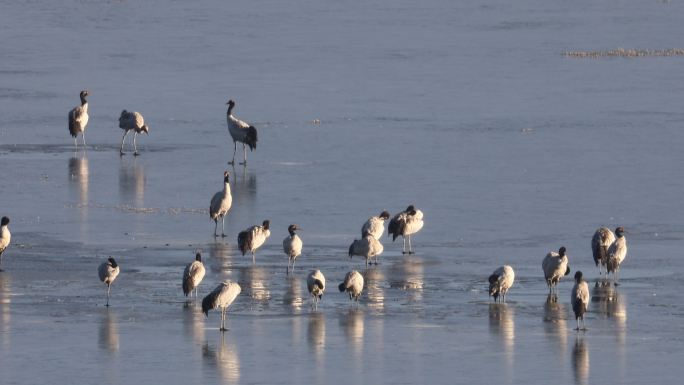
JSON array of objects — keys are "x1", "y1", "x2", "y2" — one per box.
[
  {"x1": 543, "y1": 294, "x2": 567, "y2": 353},
  {"x1": 207, "y1": 240, "x2": 237, "y2": 274},
  {"x1": 363, "y1": 267, "x2": 385, "y2": 312},
  {"x1": 203, "y1": 334, "x2": 240, "y2": 384},
  {"x1": 388, "y1": 257, "x2": 424, "y2": 303},
  {"x1": 118, "y1": 157, "x2": 145, "y2": 206},
  {"x1": 283, "y1": 274, "x2": 304, "y2": 312},
  {"x1": 307, "y1": 312, "x2": 326, "y2": 359},
  {"x1": 68, "y1": 154, "x2": 89, "y2": 241},
  {"x1": 238, "y1": 265, "x2": 270, "y2": 309},
  {"x1": 572, "y1": 335, "x2": 589, "y2": 385},
  {"x1": 182, "y1": 302, "x2": 205, "y2": 346},
  {"x1": 339, "y1": 309, "x2": 364, "y2": 362},
  {"x1": 0, "y1": 273, "x2": 11, "y2": 351},
  {"x1": 68, "y1": 154, "x2": 89, "y2": 206},
  {"x1": 592, "y1": 282, "x2": 627, "y2": 344},
  {"x1": 488, "y1": 303, "x2": 515, "y2": 371},
  {"x1": 98, "y1": 310, "x2": 119, "y2": 353},
  {"x1": 230, "y1": 164, "x2": 257, "y2": 205}
]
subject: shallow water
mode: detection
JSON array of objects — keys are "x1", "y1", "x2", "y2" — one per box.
[{"x1": 2, "y1": 0, "x2": 684, "y2": 384}]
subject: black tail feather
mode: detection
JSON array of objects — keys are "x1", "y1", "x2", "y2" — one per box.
[
  {"x1": 388, "y1": 217, "x2": 403, "y2": 241},
  {"x1": 237, "y1": 230, "x2": 251, "y2": 256},
  {"x1": 182, "y1": 277, "x2": 191, "y2": 297},
  {"x1": 68, "y1": 114, "x2": 78, "y2": 137},
  {"x1": 245, "y1": 126, "x2": 257, "y2": 151},
  {"x1": 201, "y1": 296, "x2": 211, "y2": 316}
]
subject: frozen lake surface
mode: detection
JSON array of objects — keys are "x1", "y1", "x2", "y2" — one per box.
[{"x1": 2, "y1": 0, "x2": 684, "y2": 384}]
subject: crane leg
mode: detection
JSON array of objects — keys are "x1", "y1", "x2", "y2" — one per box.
[
  {"x1": 229, "y1": 141, "x2": 237, "y2": 165},
  {"x1": 240, "y1": 143, "x2": 247, "y2": 165},
  {"x1": 82, "y1": 131, "x2": 86, "y2": 148},
  {"x1": 220, "y1": 308, "x2": 228, "y2": 331},
  {"x1": 133, "y1": 132, "x2": 139, "y2": 156},
  {"x1": 221, "y1": 216, "x2": 226, "y2": 238},
  {"x1": 252, "y1": 251, "x2": 256, "y2": 264},
  {"x1": 214, "y1": 220, "x2": 218, "y2": 237},
  {"x1": 402, "y1": 237, "x2": 407, "y2": 254},
  {"x1": 120, "y1": 131, "x2": 128, "y2": 155},
  {"x1": 106, "y1": 284, "x2": 111, "y2": 307},
  {"x1": 408, "y1": 235, "x2": 414, "y2": 254}
]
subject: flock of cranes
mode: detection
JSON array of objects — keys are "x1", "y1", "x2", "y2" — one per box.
[
  {"x1": 192, "y1": 195, "x2": 426, "y2": 329},
  {"x1": 488, "y1": 226, "x2": 628, "y2": 330},
  {"x1": 0, "y1": 91, "x2": 631, "y2": 333}
]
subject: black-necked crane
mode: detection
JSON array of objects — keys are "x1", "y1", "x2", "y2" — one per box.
[
  {"x1": 68, "y1": 90, "x2": 89, "y2": 149},
  {"x1": 238, "y1": 220, "x2": 271, "y2": 263},
  {"x1": 606, "y1": 227, "x2": 628, "y2": 285},
  {"x1": 361, "y1": 210, "x2": 390, "y2": 240},
  {"x1": 571, "y1": 271, "x2": 590, "y2": 330},
  {"x1": 183, "y1": 252, "x2": 206, "y2": 298},
  {"x1": 98, "y1": 257, "x2": 120, "y2": 307},
  {"x1": 0, "y1": 216, "x2": 10, "y2": 272},
  {"x1": 338, "y1": 270, "x2": 364, "y2": 304},
  {"x1": 209, "y1": 171, "x2": 233, "y2": 237},
  {"x1": 118, "y1": 110, "x2": 149, "y2": 156},
  {"x1": 388, "y1": 205, "x2": 424, "y2": 254},
  {"x1": 307, "y1": 269, "x2": 325, "y2": 310},
  {"x1": 283, "y1": 224, "x2": 302, "y2": 274},
  {"x1": 226, "y1": 100, "x2": 257, "y2": 165},
  {"x1": 348, "y1": 230, "x2": 384, "y2": 266},
  {"x1": 591, "y1": 227, "x2": 615, "y2": 276},
  {"x1": 202, "y1": 280, "x2": 241, "y2": 331},
  {"x1": 489, "y1": 265, "x2": 515, "y2": 303},
  {"x1": 542, "y1": 247, "x2": 571, "y2": 294}
]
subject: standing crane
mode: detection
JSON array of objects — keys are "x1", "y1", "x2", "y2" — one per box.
[
  {"x1": 98, "y1": 257, "x2": 120, "y2": 307},
  {"x1": 388, "y1": 205, "x2": 424, "y2": 254},
  {"x1": 283, "y1": 224, "x2": 302, "y2": 273},
  {"x1": 209, "y1": 171, "x2": 233, "y2": 237},
  {"x1": 183, "y1": 252, "x2": 206, "y2": 298},
  {"x1": 238, "y1": 220, "x2": 271, "y2": 263},
  {"x1": 348, "y1": 231, "x2": 384, "y2": 266},
  {"x1": 339, "y1": 270, "x2": 364, "y2": 304},
  {"x1": 571, "y1": 271, "x2": 590, "y2": 330},
  {"x1": 68, "y1": 90, "x2": 89, "y2": 149},
  {"x1": 202, "y1": 280, "x2": 241, "y2": 331},
  {"x1": 226, "y1": 100, "x2": 257, "y2": 165},
  {"x1": 118, "y1": 110, "x2": 149, "y2": 155},
  {"x1": 0, "y1": 217, "x2": 11, "y2": 272},
  {"x1": 606, "y1": 227, "x2": 628, "y2": 285},
  {"x1": 307, "y1": 270, "x2": 325, "y2": 310},
  {"x1": 542, "y1": 247, "x2": 571, "y2": 293},
  {"x1": 361, "y1": 210, "x2": 390, "y2": 240},
  {"x1": 488, "y1": 265, "x2": 515, "y2": 303}
]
